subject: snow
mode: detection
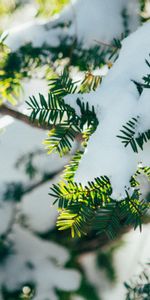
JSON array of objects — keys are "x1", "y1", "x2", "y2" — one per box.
[
  {"x1": 0, "y1": 1, "x2": 150, "y2": 299},
  {"x1": 0, "y1": 116, "x2": 70, "y2": 234},
  {"x1": 60, "y1": 0, "x2": 139, "y2": 47},
  {"x1": 0, "y1": 225, "x2": 81, "y2": 300},
  {"x1": 5, "y1": 0, "x2": 139, "y2": 51},
  {"x1": 137, "y1": 89, "x2": 150, "y2": 132},
  {"x1": 0, "y1": 72, "x2": 80, "y2": 299},
  {"x1": 0, "y1": 118, "x2": 79, "y2": 299},
  {"x1": 0, "y1": 42, "x2": 80, "y2": 298},
  {"x1": 21, "y1": 182, "x2": 58, "y2": 233},
  {"x1": 0, "y1": 1, "x2": 36, "y2": 33},
  {"x1": 65, "y1": 22, "x2": 150, "y2": 198},
  {"x1": 81, "y1": 224, "x2": 150, "y2": 300},
  {"x1": 1, "y1": 0, "x2": 144, "y2": 198}
]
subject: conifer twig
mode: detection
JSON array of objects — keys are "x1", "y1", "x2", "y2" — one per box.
[
  {"x1": 0, "y1": 104, "x2": 52, "y2": 130},
  {"x1": 0, "y1": 104, "x2": 83, "y2": 141}
]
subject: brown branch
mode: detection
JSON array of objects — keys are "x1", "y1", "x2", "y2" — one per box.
[
  {"x1": 0, "y1": 104, "x2": 51, "y2": 130},
  {"x1": 94, "y1": 39, "x2": 117, "y2": 49},
  {"x1": 0, "y1": 104, "x2": 83, "y2": 141},
  {"x1": 46, "y1": 216, "x2": 150, "y2": 256}
]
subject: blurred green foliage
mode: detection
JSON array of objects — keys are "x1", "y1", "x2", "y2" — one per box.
[
  {"x1": 0, "y1": 0, "x2": 70, "y2": 18},
  {"x1": 125, "y1": 264, "x2": 150, "y2": 300},
  {"x1": 2, "y1": 283, "x2": 35, "y2": 300},
  {"x1": 0, "y1": 0, "x2": 20, "y2": 17},
  {"x1": 36, "y1": 0, "x2": 70, "y2": 18},
  {"x1": 0, "y1": 41, "x2": 54, "y2": 104},
  {"x1": 97, "y1": 241, "x2": 123, "y2": 282}
]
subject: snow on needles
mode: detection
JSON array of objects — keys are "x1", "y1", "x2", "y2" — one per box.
[
  {"x1": 65, "y1": 22, "x2": 150, "y2": 199},
  {"x1": 5, "y1": 0, "x2": 139, "y2": 51}
]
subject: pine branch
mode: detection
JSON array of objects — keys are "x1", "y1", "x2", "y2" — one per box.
[
  {"x1": 117, "y1": 117, "x2": 139, "y2": 152},
  {"x1": 130, "y1": 166, "x2": 150, "y2": 188},
  {"x1": 62, "y1": 150, "x2": 84, "y2": 181},
  {"x1": 94, "y1": 202, "x2": 121, "y2": 239},
  {"x1": 49, "y1": 68, "x2": 102, "y2": 97},
  {"x1": 120, "y1": 190, "x2": 148, "y2": 231},
  {"x1": 117, "y1": 117, "x2": 150, "y2": 153},
  {"x1": 57, "y1": 203, "x2": 95, "y2": 238},
  {"x1": 80, "y1": 72, "x2": 102, "y2": 92},
  {"x1": 26, "y1": 93, "x2": 75, "y2": 126},
  {"x1": 93, "y1": 189, "x2": 147, "y2": 240},
  {"x1": 125, "y1": 264, "x2": 150, "y2": 300},
  {"x1": 132, "y1": 56, "x2": 150, "y2": 94},
  {"x1": 0, "y1": 104, "x2": 50, "y2": 130},
  {"x1": 44, "y1": 122, "x2": 80, "y2": 156},
  {"x1": 48, "y1": 68, "x2": 78, "y2": 98},
  {"x1": 26, "y1": 92, "x2": 99, "y2": 157},
  {"x1": 51, "y1": 176, "x2": 149, "y2": 238},
  {"x1": 50, "y1": 176, "x2": 112, "y2": 210},
  {"x1": 26, "y1": 70, "x2": 99, "y2": 155}
]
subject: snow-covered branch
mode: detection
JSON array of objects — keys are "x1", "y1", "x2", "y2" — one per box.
[{"x1": 6, "y1": 0, "x2": 140, "y2": 52}]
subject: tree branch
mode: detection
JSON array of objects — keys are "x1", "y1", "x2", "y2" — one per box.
[
  {"x1": 0, "y1": 104, "x2": 83, "y2": 141},
  {"x1": 0, "y1": 104, "x2": 51, "y2": 130}
]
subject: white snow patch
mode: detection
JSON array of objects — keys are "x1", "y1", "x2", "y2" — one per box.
[
  {"x1": 0, "y1": 225, "x2": 81, "y2": 299},
  {"x1": 21, "y1": 181, "x2": 58, "y2": 233},
  {"x1": 65, "y1": 22, "x2": 150, "y2": 198},
  {"x1": 5, "y1": 0, "x2": 139, "y2": 51}
]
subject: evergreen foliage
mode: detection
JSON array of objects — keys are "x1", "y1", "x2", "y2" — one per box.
[
  {"x1": 117, "y1": 116, "x2": 150, "y2": 153},
  {"x1": 0, "y1": 238, "x2": 12, "y2": 264},
  {"x1": 27, "y1": 69, "x2": 99, "y2": 156},
  {"x1": 130, "y1": 166, "x2": 150, "y2": 189},
  {"x1": 0, "y1": 33, "x2": 121, "y2": 105},
  {"x1": 26, "y1": 68, "x2": 150, "y2": 239},
  {"x1": 44, "y1": 122, "x2": 80, "y2": 156},
  {"x1": 63, "y1": 150, "x2": 84, "y2": 181},
  {"x1": 0, "y1": 0, "x2": 21, "y2": 17},
  {"x1": 1, "y1": 2, "x2": 150, "y2": 299},
  {"x1": 3, "y1": 182, "x2": 24, "y2": 202},
  {"x1": 2, "y1": 284, "x2": 35, "y2": 300},
  {"x1": 15, "y1": 149, "x2": 44, "y2": 179},
  {"x1": 133, "y1": 57, "x2": 150, "y2": 93},
  {"x1": 118, "y1": 58, "x2": 150, "y2": 152},
  {"x1": 36, "y1": 0, "x2": 69, "y2": 18},
  {"x1": 48, "y1": 68, "x2": 78, "y2": 98},
  {"x1": 96, "y1": 242, "x2": 122, "y2": 282},
  {"x1": 0, "y1": 42, "x2": 52, "y2": 104},
  {"x1": 140, "y1": 0, "x2": 147, "y2": 12},
  {"x1": 27, "y1": 92, "x2": 75, "y2": 127},
  {"x1": 125, "y1": 264, "x2": 150, "y2": 300},
  {"x1": 50, "y1": 178, "x2": 148, "y2": 238}
]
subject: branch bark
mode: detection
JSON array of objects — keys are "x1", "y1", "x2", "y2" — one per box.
[
  {"x1": 0, "y1": 104, "x2": 83, "y2": 141},
  {"x1": 0, "y1": 104, "x2": 51, "y2": 130}
]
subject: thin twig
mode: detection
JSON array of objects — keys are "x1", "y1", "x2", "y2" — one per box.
[
  {"x1": 94, "y1": 39, "x2": 117, "y2": 49},
  {"x1": 0, "y1": 104, "x2": 51, "y2": 130},
  {"x1": 0, "y1": 104, "x2": 83, "y2": 141}
]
